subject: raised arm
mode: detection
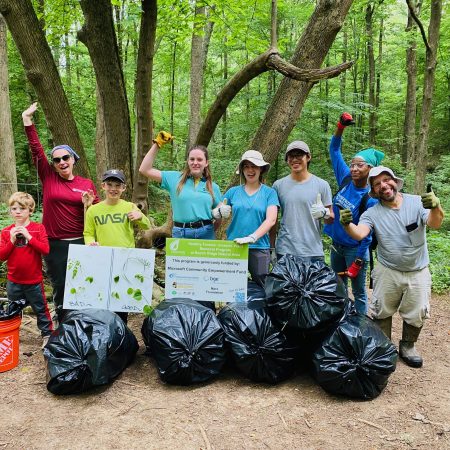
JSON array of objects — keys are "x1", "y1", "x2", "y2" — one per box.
[
  {"x1": 421, "y1": 188, "x2": 445, "y2": 230},
  {"x1": 139, "y1": 131, "x2": 173, "y2": 183}
]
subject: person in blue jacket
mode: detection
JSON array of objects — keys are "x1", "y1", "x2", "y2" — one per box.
[
  {"x1": 324, "y1": 112, "x2": 385, "y2": 314},
  {"x1": 222, "y1": 150, "x2": 279, "y2": 287}
]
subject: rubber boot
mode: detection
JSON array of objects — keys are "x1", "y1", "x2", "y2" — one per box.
[
  {"x1": 399, "y1": 322, "x2": 423, "y2": 368},
  {"x1": 373, "y1": 316, "x2": 392, "y2": 340}
]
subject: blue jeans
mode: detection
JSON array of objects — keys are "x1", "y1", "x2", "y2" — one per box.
[
  {"x1": 330, "y1": 242, "x2": 369, "y2": 314},
  {"x1": 172, "y1": 224, "x2": 215, "y2": 240}
]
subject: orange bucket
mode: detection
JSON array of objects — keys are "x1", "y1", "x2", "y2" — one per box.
[{"x1": 0, "y1": 315, "x2": 22, "y2": 372}]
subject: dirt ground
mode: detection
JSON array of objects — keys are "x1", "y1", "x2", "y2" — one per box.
[{"x1": 1, "y1": 294, "x2": 449, "y2": 450}]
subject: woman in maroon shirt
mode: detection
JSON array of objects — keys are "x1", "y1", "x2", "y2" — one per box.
[{"x1": 22, "y1": 103, "x2": 98, "y2": 323}]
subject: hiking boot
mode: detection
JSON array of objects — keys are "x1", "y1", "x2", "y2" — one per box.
[
  {"x1": 399, "y1": 322, "x2": 423, "y2": 368},
  {"x1": 373, "y1": 316, "x2": 392, "y2": 340}
]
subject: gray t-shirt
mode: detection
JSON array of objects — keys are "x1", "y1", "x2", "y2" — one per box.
[
  {"x1": 359, "y1": 193, "x2": 430, "y2": 271},
  {"x1": 273, "y1": 174, "x2": 332, "y2": 257}
]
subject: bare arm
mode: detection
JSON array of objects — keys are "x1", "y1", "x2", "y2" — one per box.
[
  {"x1": 139, "y1": 142, "x2": 162, "y2": 183},
  {"x1": 427, "y1": 205, "x2": 444, "y2": 229},
  {"x1": 252, "y1": 205, "x2": 278, "y2": 240},
  {"x1": 342, "y1": 222, "x2": 371, "y2": 241}
]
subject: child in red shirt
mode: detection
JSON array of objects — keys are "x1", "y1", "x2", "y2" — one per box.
[{"x1": 0, "y1": 193, "x2": 53, "y2": 346}]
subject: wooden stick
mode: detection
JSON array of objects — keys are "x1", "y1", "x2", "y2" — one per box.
[
  {"x1": 199, "y1": 425, "x2": 211, "y2": 450},
  {"x1": 357, "y1": 418, "x2": 389, "y2": 434},
  {"x1": 304, "y1": 418, "x2": 312, "y2": 428}
]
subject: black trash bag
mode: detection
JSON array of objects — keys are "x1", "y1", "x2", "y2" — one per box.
[
  {"x1": 265, "y1": 255, "x2": 349, "y2": 336},
  {"x1": 44, "y1": 309, "x2": 138, "y2": 395},
  {"x1": 247, "y1": 281, "x2": 266, "y2": 302},
  {"x1": 0, "y1": 299, "x2": 26, "y2": 320},
  {"x1": 218, "y1": 301, "x2": 298, "y2": 383},
  {"x1": 142, "y1": 299, "x2": 225, "y2": 385},
  {"x1": 312, "y1": 313, "x2": 398, "y2": 399}
]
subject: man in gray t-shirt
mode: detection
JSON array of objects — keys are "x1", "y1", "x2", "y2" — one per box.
[
  {"x1": 273, "y1": 140, "x2": 333, "y2": 259},
  {"x1": 340, "y1": 166, "x2": 444, "y2": 368}
]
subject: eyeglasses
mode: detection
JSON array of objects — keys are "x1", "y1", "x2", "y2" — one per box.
[
  {"x1": 288, "y1": 152, "x2": 308, "y2": 160},
  {"x1": 52, "y1": 154, "x2": 72, "y2": 164},
  {"x1": 350, "y1": 162, "x2": 368, "y2": 169}
]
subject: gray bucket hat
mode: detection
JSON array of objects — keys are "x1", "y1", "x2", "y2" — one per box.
[
  {"x1": 236, "y1": 150, "x2": 271, "y2": 174},
  {"x1": 368, "y1": 166, "x2": 404, "y2": 195}
]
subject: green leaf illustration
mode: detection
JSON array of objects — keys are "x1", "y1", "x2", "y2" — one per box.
[
  {"x1": 70, "y1": 288, "x2": 76, "y2": 294},
  {"x1": 127, "y1": 287, "x2": 134, "y2": 295},
  {"x1": 143, "y1": 305, "x2": 153, "y2": 316},
  {"x1": 114, "y1": 275, "x2": 120, "y2": 283},
  {"x1": 135, "y1": 274, "x2": 144, "y2": 283},
  {"x1": 132, "y1": 289, "x2": 142, "y2": 301},
  {"x1": 85, "y1": 276, "x2": 94, "y2": 283}
]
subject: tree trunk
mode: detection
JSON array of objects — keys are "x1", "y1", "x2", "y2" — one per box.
[
  {"x1": 403, "y1": 1, "x2": 420, "y2": 168},
  {"x1": 221, "y1": 38, "x2": 228, "y2": 153},
  {"x1": 132, "y1": 0, "x2": 157, "y2": 213},
  {"x1": 0, "y1": 12, "x2": 17, "y2": 202},
  {"x1": 248, "y1": 0, "x2": 354, "y2": 169},
  {"x1": 169, "y1": 39, "x2": 177, "y2": 163},
  {"x1": 366, "y1": 2, "x2": 376, "y2": 145},
  {"x1": 375, "y1": 15, "x2": 383, "y2": 139},
  {"x1": 187, "y1": 3, "x2": 212, "y2": 150},
  {"x1": 95, "y1": 82, "x2": 108, "y2": 188},
  {"x1": 340, "y1": 24, "x2": 347, "y2": 105},
  {"x1": 78, "y1": 0, "x2": 132, "y2": 192},
  {"x1": 414, "y1": 0, "x2": 442, "y2": 194},
  {"x1": 0, "y1": 0, "x2": 90, "y2": 178}
]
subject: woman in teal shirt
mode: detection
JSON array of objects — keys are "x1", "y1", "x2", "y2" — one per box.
[
  {"x1": 139, "y1": 131, "x2": 228, "y2": 239},
  {"x1": 223, "y1": 150, "x2": 279, "y2": 287}
]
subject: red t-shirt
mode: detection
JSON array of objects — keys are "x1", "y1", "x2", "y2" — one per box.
[
  {"x1": 25, "y1": 125, "x2": 99, "y2": 239},
  {"x1": 0, "y1": 222, "x2": 49, "y2": 284}
]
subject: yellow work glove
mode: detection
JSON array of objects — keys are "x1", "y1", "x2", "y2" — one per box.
[
  {"x1": 153, "y1": 131, "x2": 173, "y2": 148},
  {"x1": 421, "y1": 188, "x2": 440, "y2": 209},
  {"x1": 339, "y1": 208, "x2": 353, "y2": 226}
]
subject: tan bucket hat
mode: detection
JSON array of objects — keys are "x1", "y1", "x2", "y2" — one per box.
[{"x1": 236, "y1": 150, "x2": 271, "y2": 174}]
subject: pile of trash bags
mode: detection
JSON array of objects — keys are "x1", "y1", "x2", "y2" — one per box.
[
  {"x1": 44, "y1": 309, "x2": 138, "y2": 395},
  {"x1": 39, "y1": 255, "x2": 397, "y2": 399},
  {"x1": 0, "y1": 298, "x2": 26, "y2": 320},
  {"x1": 142, "y1": 299, "x2": 226, "y2": 385}
]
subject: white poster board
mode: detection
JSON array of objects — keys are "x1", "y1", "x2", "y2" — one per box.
[
  {"x1": 63, "y1": 245, "x2": 155, "y2": 313},
  {"x1": 165, "y1": 238, "x2": 248, "y2": 303}
]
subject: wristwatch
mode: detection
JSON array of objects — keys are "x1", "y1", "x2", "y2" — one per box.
[{"x1": 354, "y1": 258, "x2": 364, "y2": 267}]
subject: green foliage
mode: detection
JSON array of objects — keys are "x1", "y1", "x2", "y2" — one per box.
[{"x1": 428, "y1": 231, "x2": 450, "y2": 294}]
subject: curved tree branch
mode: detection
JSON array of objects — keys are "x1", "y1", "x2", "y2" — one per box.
[
  {"x1": 195, "y1": 49, "x2": 353, "y2": 146},
  {"x1": 267, "y1": 54, "x2": 353, "y2": 81},
  {"x1": 406, "y1": 0, "x2": 431, "y2": 53}
]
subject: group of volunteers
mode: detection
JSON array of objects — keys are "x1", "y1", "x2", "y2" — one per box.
[{"x1": 0, "y1": 105, "x2": 444, "y2": 369}]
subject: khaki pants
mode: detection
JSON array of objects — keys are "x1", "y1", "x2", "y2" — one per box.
[{"x1": 370, "y1": 263, "x2": 431, "y2": 328}]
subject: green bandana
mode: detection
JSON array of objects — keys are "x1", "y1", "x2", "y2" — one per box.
[{"x1": 353, "y1": 148, "x2": 385, "y2": 167}]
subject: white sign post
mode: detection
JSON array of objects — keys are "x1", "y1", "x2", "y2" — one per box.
[
  {"x1": 165, "y1": 238, "x2": 248, "y2": 303},
  {"x1": 63, "y1": 245, "x2": 155, "y2": 313}
]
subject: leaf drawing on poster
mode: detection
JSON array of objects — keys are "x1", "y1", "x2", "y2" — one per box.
[{"x1": 63, "y1": 245, "x2": 155, "y2": 312}]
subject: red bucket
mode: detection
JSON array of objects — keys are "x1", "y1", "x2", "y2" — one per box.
[{"x1": 0, "y1": 315, "x2": 22, "y2": 372}]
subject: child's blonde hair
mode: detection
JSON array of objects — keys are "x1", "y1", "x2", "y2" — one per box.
[{"x1": 9, "y1": 192, "x2": 36, "y2": 214}]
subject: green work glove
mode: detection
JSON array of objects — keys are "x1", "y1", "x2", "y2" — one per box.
[
  {"x1": 153, "y1": 131, "x2": 173, "y2": 148},
  {"x1": 421, "y1": 189, "x2": 440, "y2": 209},
  {"x1": 339, "y1": 208, "x2": 353, "y2": 226}
]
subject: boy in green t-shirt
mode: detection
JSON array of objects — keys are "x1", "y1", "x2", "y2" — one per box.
[{"x1": 84, "y1": 169, "x2": 151, "y2": 322}]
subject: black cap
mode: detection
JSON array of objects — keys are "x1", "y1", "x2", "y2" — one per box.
[{"x1": 102, "y1": 169, "x2": 126, "y2": 183}]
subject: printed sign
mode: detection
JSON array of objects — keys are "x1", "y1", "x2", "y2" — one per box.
[
  {"x1": 63, "y1": 245, "x2": 155, "y2": 313},
  {"x1": 165, "y1": 238, "x2": 248, "y2": 303}
]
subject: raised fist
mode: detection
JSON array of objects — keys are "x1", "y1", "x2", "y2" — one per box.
[
  {"x1": 337, "y1": 112, "x2": 355, "y2": 130},
  {"x1": 153, "y1": 131, "x2": 174, "y2": 148}
]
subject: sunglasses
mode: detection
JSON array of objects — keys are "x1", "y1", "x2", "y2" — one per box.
[{"x1": 52, "y1": 154, "x2": 72, "y2": 164}]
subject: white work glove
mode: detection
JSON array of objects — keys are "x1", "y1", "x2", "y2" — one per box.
[
  {"x1": 310, "y1": 193, "x2": 330, "y2": 220},
  {"x1": 234, "y1": 234, "x2": 257, "y2": 245},
  {"x1": 212, "y1": 198, "x2": 231, "y2": 219}
]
